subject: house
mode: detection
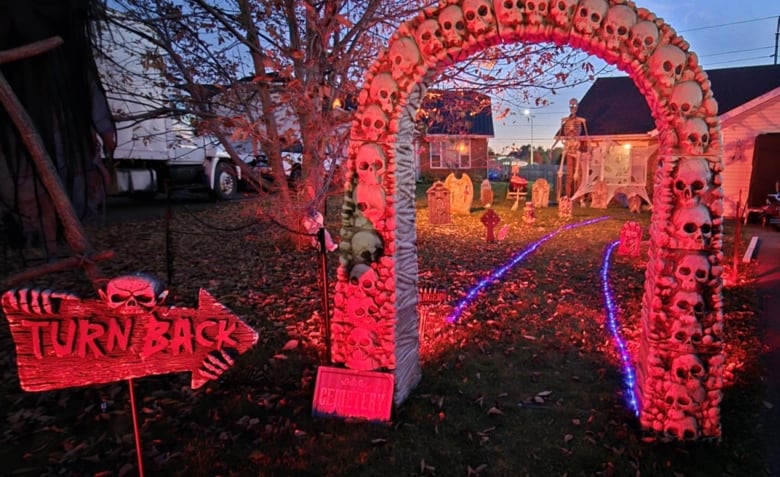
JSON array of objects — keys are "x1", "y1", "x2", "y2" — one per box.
[
  {"x1": 574, "y1": 64, "x2": 780, "y2": 216},
  {"x1": 414, "y1": 90, "x2": 495, "y2": 181}
]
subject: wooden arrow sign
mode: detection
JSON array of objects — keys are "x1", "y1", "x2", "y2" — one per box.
[{"x1": 1, "y1": 289, "x2": 258, "y2": 392}]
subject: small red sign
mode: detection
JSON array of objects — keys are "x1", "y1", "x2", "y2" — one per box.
[
  {"x1": 312, "y1": 366, "x2": 394, "y2": 422},
  {"x1": 1, "y1": 289, "x2": 258, "y2": 392}
]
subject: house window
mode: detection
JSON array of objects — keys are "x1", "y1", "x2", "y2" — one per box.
[{"x1": 429, "y1": 139, "x2": 471, "y2": 169}]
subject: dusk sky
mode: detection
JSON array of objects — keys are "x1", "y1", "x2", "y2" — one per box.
[{"x1": 489, "y1": 0, "x2": 780, "y2": 154}]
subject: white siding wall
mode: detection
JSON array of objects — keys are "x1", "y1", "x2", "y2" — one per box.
[{"x1": 720, "y1": 95, "x2": 780, "y2": 216}]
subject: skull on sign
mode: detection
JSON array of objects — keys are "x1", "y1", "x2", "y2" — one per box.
[{"x1": 100, "y1": 273, "x2": 167, "y2": 315}]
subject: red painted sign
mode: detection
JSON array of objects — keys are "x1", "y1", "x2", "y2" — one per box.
[
  {"x1": 312, "y1": 366, "x2": 394, "y2": 421},
  {"x1": 1, "y1": 289, "x2": 258, "y2": 392}
]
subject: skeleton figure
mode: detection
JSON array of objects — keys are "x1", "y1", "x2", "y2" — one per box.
[
  {"x1": 553, "y1": 98, "x2": 588, "y2": 198},
  {"x1": 99, "y1": 273, "x2": 168, "y2": 315}
]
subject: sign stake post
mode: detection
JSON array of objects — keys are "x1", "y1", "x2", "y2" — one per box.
[
  {"x1": 127, "y1": 378, "x2": 145, "y2": 477},
  {"x1": 317, "y1": 228, "x2": 332, "y2": 363}
]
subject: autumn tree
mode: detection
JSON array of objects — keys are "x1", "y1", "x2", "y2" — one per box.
[{"x1": 99, "y1": 0, "x2": 606, "y2": 246}]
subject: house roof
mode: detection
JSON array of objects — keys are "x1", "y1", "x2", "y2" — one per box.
[
  {"x1": 419, "y1": 89, "x2": 495, "y2": 137},
  {"x1": 576, "y1": 64, "x2": 780, "y2": 136}
]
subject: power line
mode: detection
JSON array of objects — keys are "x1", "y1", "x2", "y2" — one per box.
[
  {"x1": 699, "y1": 46, "x2": 774, "y2": 58},
  {"x1": 679, "y1": 15, "x2": 779, "y2": 33},
  {"x1": 705, "y1": 55, "x2": 775, "y2": 67}
]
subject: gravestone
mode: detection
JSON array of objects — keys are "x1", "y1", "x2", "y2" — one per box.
[
  {"x1": 628, "y1": 194, "x2": 642, "y2": 213},
  {"x1": 480, "y1": 179, "x2": 494, "y2": 208},
  {"x1": 444, "y1": 171, "x2": 473, "y2": 215},
  {"x1": 522, "y1": 202, "x2": 536, "y2": 224},
  {"x1": 532, "y1": 178, "x2": 550, "y2": 208},
  {"x1": 591, "y1": 180, "x2": 609, "y2": 209},
  {"x1": 617, "y1": 221, "x2": 643, "y2": 257},
  {"x1": 481, "y1": 209, "x2": 501, "y2": 242},
  {"x1": 427, "y1": 181, "x2": 451, "y2": 225},
  {"x1": 558, "y1": 196, "x2": 573, "y2": 218}
]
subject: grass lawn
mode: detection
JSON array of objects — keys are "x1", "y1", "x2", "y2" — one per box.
[{"x1": 0, "y1": 189, "x2": 767, "y2": 476}]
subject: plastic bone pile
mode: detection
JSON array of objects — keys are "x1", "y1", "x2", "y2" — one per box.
[{"x1": 333, "y1": 0, "x2": 724, "y2": 440}]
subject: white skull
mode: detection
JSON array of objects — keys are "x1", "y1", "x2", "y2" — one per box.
[
  {"x1": 464, "y1": 0, "x2": 497, "y2": 36},
  {"x1": 648, "y1": 44, "x2": 687, "y2": 91},
  {"x1": 674, "y1": 253, "x2": 710, "y2": 292},
  {"x1": 670, "y1": 81, "x2": 703, "y2": 117},
  {"x1": 415, "y1": 19, "x2": 444, "y2": 57},
  {"x1": 354, "y1": 183, "x2": 387, "y2": 224},
  {"x1": 103, "y1": 274, "x2": 162, "y2": 315},
  {"x1": 369, "y1": 73, "x2": 399, "y2": 115},
  {"x1": 671, "y1": 353, "x2": 706, "y2": 388},
  {"x1": 439, "y1": 5, "x2": 467, "y2": 47},
  {"x1": 670, "y1": 314, "x2": 703, "y2": 351},
  {"x1": 549, "y1": 0, "x2": 578, "y2": 29},
  {"x1": 679, "y1": 117, "x2": 710, "y2": 155},
  {"x1": 355, "y1": 143, "x2": 387, "y2": 185},
  {"x1": 525, "y1": 0, "x2": 549, "y2": 26},
  {"x1": 664, "y1": 414, "x2": 699, "y2": 441},
  {"x1": 349, "y1": 263, "x2": 380, "y2": 295},
  {"x1": 351, "y1": 229, "x2": 383, "y2": 264},
  {"x1": 388, "y1": 37, "x2": 421, "y2": 84},
  {"x1": 601, "y1": 5, "x2": 636, "y2": 51},
  {"x1": 672, "y1": 289, "x2": 706, "y2": 322},
  {"x1": 664, "y1": 382, "x2": 699, "y2": 416},
  {"x1": 628, "y1": 20, "x2": 659, "y2": 62},
  {"x1": 345, "y1": 326, "x2": 380, "y2": 371},
  {"x1": 671, "y1": 204, "x2": 712, "y2": 251},
  {"x1": 359, "y1": 105, "x2": 388, "y2": 142},
  {"x1": 573, "y1": 0, "x2": 608, "y2": 36},
  {"x1": 493, "y1": 0, "x2": 524, "y2": 31},
  {"x1": 673, "y1": 157, "x2": 710, "y2": 207}
]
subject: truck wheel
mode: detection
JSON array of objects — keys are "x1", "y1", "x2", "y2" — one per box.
[{"x1": 213, "y1": 161, "x2": 238, "y2": 200}]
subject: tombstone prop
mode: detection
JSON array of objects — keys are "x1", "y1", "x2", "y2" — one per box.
[
  {"x1": 427, "y1": 181, "x2": 451, "y2": 225},
  {"x1": 444, "y1": 171, "x2": 473, "y2": 215},
  {"x1": 481, "y1": 209, "x2": 501, "y2": 243},
  {"x1": 480, "y1": 179, "x2": 494, "y2": 207},
  {"x1": 617, "y1": 221, "x2": 643, "y2": 257},
  {"x1": 522, "y1": 202, "x2": 536, "y2": 224}
]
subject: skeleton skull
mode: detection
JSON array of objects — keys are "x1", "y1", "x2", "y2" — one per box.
[
  {"x1": 670, "y1": 81, "x2": 703, "y2": 117},
  {"x1": 369, "y1": 73, "x2": 399, "y2": 114},
  {"x1": 671, "y1": 204, "x2": 713, "y2": 251},
  {"x1": 351, "y1": 229, "x2": 384, "y2": 264},
  {"x1": 628, "y1": 20, "x2": 659, "y2": 62},
  {"x1": 359, "y1": 105, "x2": 389, "y2": 142},
  {"x1": 354, "y1": 183, "x2": 387, "y2": 225},
  {"x1": 349, "y1": 264, "x2": 380, "y2": 294},
  {"x1": 678, "y1": 117, "x2": 710, "y2": 155},
  {"x1": 672, "y1": 289, "x2": 706, "y2": 321},
  {"x1": 415, "y1": 19, "x2": 444, "y2": 57},
  {"x1": 674, "y1": 253, "x2": 710, "y2": 292},
  {"x1": 439, "y1": 5, "x2": 467, "y2": 48},
  {"x1": 355, "y1": 143, "x2": 387, "y2": 186},
  {"x1": 664, "y1": 382, "x2": 699, "y2": 416},
  {"x1": 388, "y1": 37, "x2": 421, "y2": 85},
  {"x1": 549, "y1": 0, "x2": 578, "y2": 30},
  {"x1": 493, "y1": 0, "x2": 524, "y2": 32},
  {"x1": 648, "y1": 44, "x2": 687, "y2": 91},
  {"x1": 345, "y1": 326, "x2": 380, "y2": 371},
  {"x1": 102, "y1": 274, "x2": 164, "y2": 315},
  {"x1": 573, "y1": 0, "x2": 608, "y2": 36},
  {"x1": 525, "y1": 0, "x2": 550, "y2": 26},
  {"x1": 664, "y1": 414, "x2": 699, "y2": 440},
  {"x1": 673, "y1": 157, "x2": 711, "y2": 207},
  {"x1": 671, "y1": 353, "x2": 706, "y2": 384},
  {"x1": 601, "y1": 5, "x2": 636, "y2": 52},
  {"x1": 464, "y1": 0, "x2": 497, "y2": 36},
  {"x1": 670, "y1": 314, "x2": 703, "y2": 351}
]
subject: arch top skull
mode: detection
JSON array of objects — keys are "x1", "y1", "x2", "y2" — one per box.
[{"x1": 99, "y1": 274, "x2": 167, "y2": 315}]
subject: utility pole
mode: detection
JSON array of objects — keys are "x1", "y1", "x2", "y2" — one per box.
[{"x1": 775, "y1": 16, "x2": 779, "y2": 65}]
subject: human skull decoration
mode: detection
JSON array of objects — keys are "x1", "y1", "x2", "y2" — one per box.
[
  {"x1": 351, "y1": 229, "x2": 384, "y2": 264},
  {"x1": 354, "y1": 183, "x2": 387, "y2": 225},
  {"x1": 415, "y1": 19, "x2": 444, "y2": 57},
  {"x1": 525, "y1": 0, "x2": 549, "y2": 26},
  {"x1": 464, "y1": 0, "x2": 497, "y2": 36},
  {"x1": 369, "y1": 73, "x2": 399, "y2": 115},
  {"x1": 388, "y1": 37, "x2": 421, "y2": 85},
  {"x1": 670, "y1": 204, "x2": 713, "y2": 251},
  {"x1": 664, "y1": 382, "x2": 700, "y2": 418},
  {"x1": 601, "y1": 4, "x2": 636, "y2": 52},
  {"x1": 493, "y1": 0, "x2": 524, "y2": 32},
  {"x1": 664, "y1": 414, "x2": 699, "y2": 441},
  {"x1": 679, "y1": 117, "x2": 710, "y2": 155},
  {"x1": 349, "y1": 263, "x2": 380, "y2": 295},
  {"x1": 345, "y1": 326, "x2": 380, "y2": 371},
  {"x1": 674, "y1": 253, "x2": 710, "y2": 292},
  {"x1": 670, "y1": 314, "x2": 703, "y2": 351},
  {"x1": 628, "y1": 20, "x2": 659, "y2": 62},
  {"x1": 359, "y1": 105, "x2": 388, "y2": 142},
  {"x1": 573, "y1": 0, "x2": 608, "y2": 36},
  {"x1": 101, "y1": 274, "x2": 165, "y2": 315},
  {"x1": 355, "y1": 143, "x2": 387, "y2": 186},
  {"x1": 549, "y1": 0, "x2": 578, "y2": 30},
  {"x1": 672, "y1": 289, "x2": 706, "y2": 321},
  {"x1": 648, "y1": 44, "x2": 687, "y2": 91},
  {"x1": 671, "y1": 353, "x2": 706, "y2": 388},
  {"x1": 670, "y1": 81, "x2": 703, "y2": 117},
  {"x1": 673, "y1": 157, "x2": 711, "y2": 207},
  {"x1": 439, "y1": 5, "x2": 467, "y2": 48}
]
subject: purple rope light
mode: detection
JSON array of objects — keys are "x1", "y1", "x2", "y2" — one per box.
[
  {"x1": 446, "y1": 216, "x2": 609, "y2": 324},
  {"x1": 600, "y1": 240, "x2": 640, "y2": 417}
]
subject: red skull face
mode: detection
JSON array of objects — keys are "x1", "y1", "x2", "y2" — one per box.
[{"x1": 103, "y1": 275, "x2": 162, "y2": 315}]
